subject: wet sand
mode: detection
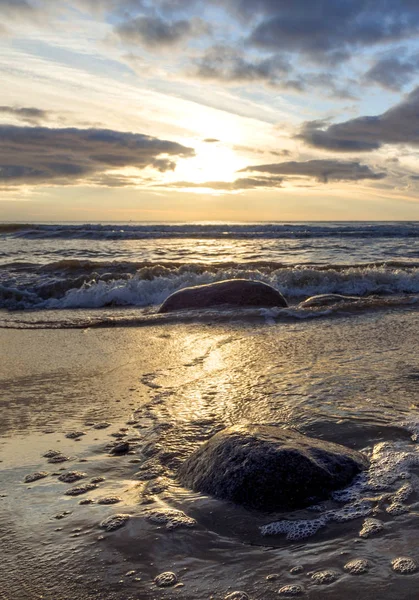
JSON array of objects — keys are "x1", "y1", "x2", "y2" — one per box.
[{"x1": 2, "y1": 311, "x2": 419, "y2": 599}]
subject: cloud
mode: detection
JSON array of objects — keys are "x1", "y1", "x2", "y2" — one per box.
[
  {"x1": 241, "y1": 159, "x2": 386, "y2": 183},
  {"x1": 115, "y1": 15, "x2": 206, "y2": 49},
  {"x1": 0, "y1": 106, "x2": 49, "y2": 124},
  {"x1": 0, "y1": 125, "x2": 194, "y2": 187},
  {"x1": 166, "y1": 176, "x2": 284, "y2": 190},
  {"x1": 299, "y1": 86, "x2": 419, "y2": 152},
  {"x1": 364, "y1": 54, "x2": 419, "y2": 90},
  {"x1": 235, "y1": 0, "x2": 419, "y2": 64},
  {"x1": 203, "y1": 138, "x2": 219, "y2": 143},
  {"x1": 0, "y1": 0, "x2": 35, "y2": 14},
  {"x1": 192, "y1": 45, "x2": 290, "y2": 85}
]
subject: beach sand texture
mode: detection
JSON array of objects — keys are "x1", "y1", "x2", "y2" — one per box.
[{"x1": 2, "y1": 312, "x2": 419, "y2": 599}]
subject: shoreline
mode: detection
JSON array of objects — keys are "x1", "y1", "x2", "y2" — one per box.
[{"x1": 2, "y1": 311, "x2": 419, "y2": 599}]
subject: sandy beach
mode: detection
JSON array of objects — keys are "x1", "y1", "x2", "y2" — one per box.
[{"x1": 2, "y1": 309, "x2": 419, "y2": 599}]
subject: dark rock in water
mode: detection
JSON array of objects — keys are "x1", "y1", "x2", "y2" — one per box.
[
  {"x1": 178, "y1": 424, "x2": 368, "y2": 511},
  {"x1": 299, "y1": 294, "x2": 361, "y2": 308},
  {"x1": 158, "y1": 279, "x2": 288, "y2": 313}
]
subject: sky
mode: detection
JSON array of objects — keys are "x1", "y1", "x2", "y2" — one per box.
[{"x1": 2, "y1": 0, "x2": 419, "y2": 221}]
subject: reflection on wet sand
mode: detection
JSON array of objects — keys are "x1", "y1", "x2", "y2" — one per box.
[{"x1": 2, "y1": 311, "x2": 419, "y2": 599}]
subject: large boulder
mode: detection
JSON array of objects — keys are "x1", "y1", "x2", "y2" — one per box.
[
  {"x1": 178, "y1": 424, "x2": 368, "y2": 511},
  {"x1": 158, "y1": 279, "x2": 287, "y2": 313}
]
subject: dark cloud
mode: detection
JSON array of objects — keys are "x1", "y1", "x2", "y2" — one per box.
[
  {"x1": 241, "y1": 159, "x2": 386, "y2": 183},
  {"x1": 203, "y1": 138, "x2": 219, "y2": 143},
  {"x1": 234, "y1": 0, "x2": 419, "y2": 63},
  {"x1": 0, "y1": 106, "x2": 49, "y2": 124},
  {"x1": 0, "y1": 0, "x2": 34, "y2": 13},
  {"x1": 166, "y1": 176, "x2": 284, "y2": 190},
  {"x1": 0, "y1": 125, "x2": 194, "y2": 186},
  {"x1": 364, "y1": 55, "x2": 419, "y2": 90},
  {"x1": 299, "y1": 86, "x2": 419, "y2": 152},
  {"x1": 191, "y1": 46, "x2": 357, "y2": 97},
  {"x1": 76, "y1": 0, "x2": 197, "y2": 16},
  {"x1": 115, "y1": 15, "x2": 204, "y2": 48},
  {"x1": 192, "y1": 45, "x2": 290, "y2": 85}
]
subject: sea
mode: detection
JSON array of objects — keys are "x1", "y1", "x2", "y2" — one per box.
[
  {"x1": 2, "y1": 220, "x2": 419, "y2": 327},
  {"x1": 2, "y1": 221, "x2": 419, "y2": 599}
]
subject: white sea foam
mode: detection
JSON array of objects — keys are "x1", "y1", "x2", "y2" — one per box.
[
  {"x1": 262, "y1": 432, "x2": 419, "y2": 540},
  {"x1": 3, "y1": 264, "x2": 418, "y2": 311}
]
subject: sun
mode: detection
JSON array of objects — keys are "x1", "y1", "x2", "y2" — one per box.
[{"x1": 165, "y1": 140, "x2": 247, "y2": 186}]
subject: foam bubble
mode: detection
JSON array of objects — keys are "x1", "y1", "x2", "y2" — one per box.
[
  {"x1": 278, "y1": 584, "x2": 304, "y2": 596},
  {"x1": 261, "y1": 500, "x2": 373, "y2": 540},
  {"x1": 99, "y1": 514, "x2": 130, "y2": 532},
  {"x1": 261, "y1": 516, "x2": 328, "y2": 540},
  {"x1": 224, "y1": 593, "x2": 249, "y2": 600},
  {"x1": 290, "y1": 566, "x2": 304, "y2": 575},
  {"x1": 43, "y1": 449, "x2": 62, "y2": 458},
  {"x1": 91, "y1": 476, "x2": 105, "y2": 483},
  {"x1": 92, "y1": 422, "x2": 111, "y2": 430},
  {"x1": 65, "y1": 483, "x2": 98, "y2": 496},
  {"x1": 144, "y1": 508, "x2": 196, "y2": 530},
  {"x1": 391, "y1": 557, "x2": 418, "y2": 574},
  {"x1": 57, "y1": 471, "x2": 86, "y2": 483},
  {"x1": 344, "y1": 559, "x2": 371, "y2": 575},
  {"x1": 392, "y1": 483, "x2": 413, "y2": 503},
  {"x1": 386, "y1": 502, "x2": 409, "y2": 516},
  {"x1": 47, "y1": 454, "x2": 70, "y2": 464},
  {"x1": 24, "y1": 471, "x2": 49, "y2": 483},
  {"x1": 311, "y1": 570, "x2": 339, "y2": 585},
  {"x1": 359, "y1": 518, "x2": 384, "y2": 538},
  {"x1": 154, "y1": 572, "x2": 177, "y2": 588},
  {"x1": 97, "y1": 496, "x2": 121, "y2": 505},
  {"x1": 65, "y1": 431, "x2": 85, "y2": 439}
]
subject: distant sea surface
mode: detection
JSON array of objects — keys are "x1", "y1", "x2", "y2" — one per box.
[{"x1": 2, "y1": 221, "x2": 419, "y2": 326}]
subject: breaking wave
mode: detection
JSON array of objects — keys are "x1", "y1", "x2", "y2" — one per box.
[{"x1": 2, "y1": 260, "x2": 419, "y2": 310}]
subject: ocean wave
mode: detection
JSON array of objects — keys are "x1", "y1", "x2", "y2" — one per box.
[
  {"x1": 3, "y1": 263, "x2": 419, "y2": 310},
  {"x1": 3, "y1": 222, "x2": 419, "y2": 240}
]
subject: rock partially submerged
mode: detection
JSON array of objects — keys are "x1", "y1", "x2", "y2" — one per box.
[
  {"x1": 178, "y1": 424, "x2": 368, "y2": 511},
  {"x1": 158, "y1": 279, "x2": 287, "y2": 313},
  {"x1": 299, "y1": 294, "x2": 361, "y2": 308}
]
